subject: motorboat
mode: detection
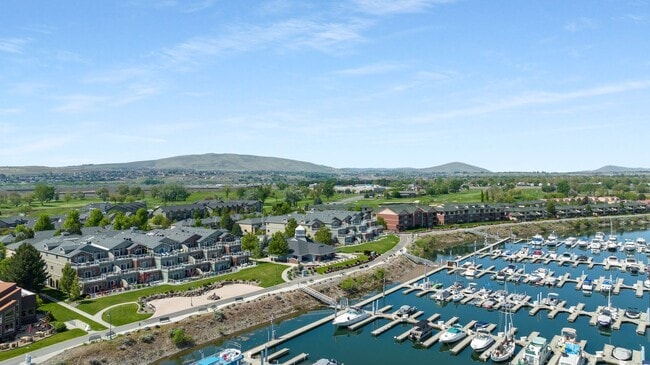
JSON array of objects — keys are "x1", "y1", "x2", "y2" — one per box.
[
  {"x1": 542, "y1": 292, "x2": 559, "y2": 307},
  {"x1": 559, "y1": 252, "x2": 573, "y2": 264},
  {"x1": 576, "y1": 238, "x2": 589, "y2": 248},
  {"x1": 312, "y1": 359, "x2": 341, "y2": 365},
  {"x1": 565, "y1": 237, "x2": 577, "y2": 247},
  {"x1": 606, "y1": 240, "x2": 618, "y2": 252},
  {"x1": 408, "y1": 320, "x2": 434, "y2": 342},
  {"x1": 332, "y1": 306, "x2": 370, "y2": 327},
  {"x1": 394, "y1": 305, "x2": 416, "y2": 319},
  {"x1": 556, "y1": 328, "x2": 585, "y2": 365},
  {"x1": 589, "y1": 239, "x2": 603, "y2": 250},
  {"x1": 600, "y1": 277, "x2": 613, "y2": 292},
  {"x1": 581, "y1": 278, "x2": 593, "y2": 294},
  {"x1": 597, "y1": 307, "x2": 614, "y2": 327},
  {"x1": 464, "y1": 266, "x2": 477, "y2": 278},
  {"x1": 624, "y1": 307, "x2": 640, "y2": 319},
  {"x1": 470, "y1": 327, "x2": 495, "y2": 352},
  {"x1": 530, "y1": 234, "x2": 544, "y2": 247},
  {"x1": 594, "y1": 231, "x2": 605, "y2": 241},
  {"x1": 196, "y1": 347, "x2": 244, "y2": 365},
  {"x1": 625, "y1": 257, "x2": 640, "y2": 273},
  {"x1": 545, "y1": 232, "x2": 558, "y2": 247},
  {"x1": 519, "y1": 336, "x2": 552, "y2": 365},
  {"x1": 462, "y1": 282, "x2": 478, "y2": 294},
  {"x1": 575, "y1": 255, "x2": 588, "y2": 262},
  {"x1": 451, "y1": 291, "x2": 464, "y2": 302},
  {"x1": 482, "y1": 299, "x2": 497, "y2": 309},
  {"x1": 531, "y1": 249, "x2": 544, "y2": 259},
  {"x1": 495, "y1": 271, "x2": 507, "y2": 281},
  {"x1": 439, "y1": 324, "x2": 466, "y2": 343},
  {"x1": 635, "y1": 237, "x2": 647, "y2": 252},
  {"x1": 431, "y1": 289, "x2": 452, "y2": 302},
  {"x1": 612, "y1": 347, "x2": 632, "y2": 361},
  {"x1": 604, "y1": 256, "x2": 620, "y2": 266},
  {"x1": 623, "y1": 239, "x2": 637, "y2": 252}
]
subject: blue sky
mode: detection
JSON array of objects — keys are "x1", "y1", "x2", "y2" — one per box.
[{"x1": 1, "y1": 0, "x2": 649, "y2": 172}]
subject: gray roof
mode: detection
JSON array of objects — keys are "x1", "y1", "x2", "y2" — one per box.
[{"x1": 287, "y1": 237, "x2": 336, "y2": 257}]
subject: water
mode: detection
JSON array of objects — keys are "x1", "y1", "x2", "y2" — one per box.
[{"x1": 160, "y1": 228, "x2": 650, "y2": 365}]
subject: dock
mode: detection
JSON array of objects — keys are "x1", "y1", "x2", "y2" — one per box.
[
  {"x1": 567, "y1": 303, "x2": 585, "y2": 322},
  {"x1": 265, "y1": 348, "x2": 290, "y2": 362},
  {"x1": 509, "y1": 331, "x2": 539, "y2": 365},
  {"x1": 420, "y1": 316, "x2": 459, "y2": 348},
  {"x1": 278, "y1": 352, "x2": 308, "y2": 365}
]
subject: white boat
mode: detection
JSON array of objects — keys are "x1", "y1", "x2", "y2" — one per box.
[
  {"x1": 431, "y1": 289, "x2": 452, "y2": 302},
  {"x1": 490, "y1": 304, "x2": 515, "y2": 362},
  {"x1": 576, "y1": 238, "x2": 589, "y2": 248},
  {"x1": 623, "y1": 239, "x2": 637, "y2": 252},
  {"x1": 600, "y1": 278, "x2": 613, "y2": 292},
  {"x1": 196, "y1": 347, "x2": 244, "y2": 365},
  {"x1": 462, "y1": 282, "x2": 478, "y2": 294},
  {"x1": 612, "y1": 347, "x2": 632, "y2": 361},
  {"x1": 589, "y1": 239, "x2": 602, "y2": 250},
  {"x1": 394, "y1": 305, "x2": 416, "y2": 319},
  {"x1": 597, "y1": 307, "x2": 616, "y2": 327},
  {"x1": 530, "y1": 234, "x2": 545, "y2": 247},
  {"x1": 594, "y1": 231, "x2": 605, "y2": 241},
  {"x1": 542, "y1": 292, "x2": 559, "y2": 307},
  {"x1": 545, "y1": 232, "x2": 558, "y2": 247},
  {"x1": 624, "y1": 307, "x2": 641, "y2": 319},
  {"x1": 470, "y1": 327, "x2": 494, "y2": 352},
  {"x1": 635, "y1": 237, "x2": 646, "y2": 252},
  {"x1": 408, "y1": 320, "x2": 434, "y2": 342},
  {"x1": 625, "y1": 257, "x2": 640, "y2": 273},
  {"x1": 464, "y1": 266, "x2": 477, "y2": 278},
  {"x1": 312, "y1": 359, "x2": 341, "y2": 365},
  {"x1": 581, "y1": 277, "x2": 593, "y2": 294},
  {"x1": 519, "y1": 336, "x2": 552, "y2": 365},
  {"x1": 556, "y1": 328, "x2": 585, "y2": 365},
  {"x1": 332, "y1": 306, "x2": 370, "y2": 327},
  {"x1": 451, "y1": 291, "x2": 464, "y2": 302},
  {"x1": 606, "y1": 240, "x2": 618, "y2": 252},
  {"x1": 604, "y1": 256, "x2": 620, "y2": 266},
  {"x1": 439, "y1": 324, "x2": 466, "y2": 343}
]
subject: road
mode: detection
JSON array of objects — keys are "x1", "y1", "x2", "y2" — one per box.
[{"x1": 5, "y1": 234, "x2": 411, "y2": 365}]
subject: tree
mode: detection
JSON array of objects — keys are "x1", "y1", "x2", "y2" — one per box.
[
  {"x1": 34, "y1": 213, "x2": 55, "y2": 231},
  {"x1": 60, "y1": 263, "x2": 77, "y2": 298},
  {"x1": 84, "y1": 209, "x2": 105, "y2": 227},
  {"x1": 14, "y1": 224, "x2": 34, "y2": 242},
  {"x1": 151, "y1": 214, "x2": 171, "y2": 228},
  {"x1": 222, "y1": 185, "x2": 231, "y2": 200},
  {"x1": 546, "y1": 201, "x2": 557, "y2": 217},
  {"x1": 230, "y1": 223, "x2": 242, "y2": 236},
  {"x1": 241, "y1": 232, "x2": 259, "y2": 254},
  {"x1": 34, "y1": 183, "x2": 56, "y2": 206},
  {"x1": 322, "y1": 180, "x2": 335, "y2": 199},
  {"x1": 133, "y1": 208, "x2": 150, "y2": 230},
  {"x1": 220, "y1": 211, "x2": 233, "y2": 231},
  {"x1": 314, "y1": 226, "x2": 333, "y2": 245},
  {"x1": 284, "y1": 218, "x2": 298, "y2": 238},
  {"x1": 376, "y1": 216, "x2": 387, "y2": 230},
  {"x1": 63, "y1": 210, "x2": 82, "y2": 235},
  {"x1": 0, "y1": 242, "x2": 49, "y2": 292},
  {"x1": 69, "y1": 275, "x2": 81, "y2": 301},
  {"x1": 556, "y1": 180, "x2": 571, "y2": 196},
  {"x1": 284, "y1": 188, "x2": 303, "y2": 207},
  {"x1": 236, "y1": 187, "x2": 246, "y2": 199},
  {"x1": 267, "y1": 231, "x2": 289, "y2": 257},
  {"x1": 113, "y1": 212, "x2": 131, "y2": 230},
  {"x1": 96, "y1": 187, "x2": 110, "y2": 202}
]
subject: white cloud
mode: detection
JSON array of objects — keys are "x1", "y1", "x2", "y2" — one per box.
[
  {"x1": 334, "y1": 62, "x2": 403, "y2": 76},
  {"x1": 564, "y1": 17, "x2": 595, "y2": 32},
  {"x1": 0, "y1": 108, "x2": 21, "y2": 115},
  {"x1": 352, "y1": 0, "x2": 456, "y2": 15},
  {"x1": 621, "y1": 13, "x2": 648, "y2": 24},
  {"x1": 0, "y1": 37, "x2": 31, "y2": 54},
  {"x1": 52, "y1": 95, "x2": 107, "y2": 113}
]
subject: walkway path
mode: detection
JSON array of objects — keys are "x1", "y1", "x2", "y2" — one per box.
[{"x1": 40, "y1": 293, "x2": 111, "y2": 328}]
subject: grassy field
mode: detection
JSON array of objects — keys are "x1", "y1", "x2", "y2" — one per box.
[
  {"x1": 39, "y1": 300, "x2": 106, "y2": 331},
  {"x1": 76, "y1": 262, "x2": 286, "y2": 315},
  {"x1": 336, "y1": 235, "x2": 399, "y2": 254},
  {"x1": 102, "y1": 303, "x2": 152, "y2": 326},
  {"x1": 0, "y1": 329, "x2": 86, "y2": 361}
]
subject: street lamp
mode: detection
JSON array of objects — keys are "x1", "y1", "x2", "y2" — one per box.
[{"x1": 108, "y1": 312, "x2": 112, "y2": 340}]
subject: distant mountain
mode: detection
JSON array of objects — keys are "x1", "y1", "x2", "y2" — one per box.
[
  {"x1": 419, "y1": 162, "x2": 491, "y2": 174},
  {"x1": 92, "y1": 153, "x2": 340, "y2": 173},
  {"x1": 591, "y1": 165, "x2": 650, "y2": 173}
]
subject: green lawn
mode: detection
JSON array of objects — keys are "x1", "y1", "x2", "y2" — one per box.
[
  {"x1": 76, "y1": 262, "x2": 286, "y2": 315},
  {"x1": 316, "y1": 254, "x2": 369, "y2": 274},
  {"x1": 0, "y1": 329, "x2": 86, "y2": 361},
  {"x1": 39, "y1": 300, "x2": 106, "y2": 331},
  {"x1": 102, "y1": 303, "x2": 152, "y2": 326},
  {"x1": 336, "y1": 235, "x2": 399, "y2": 255}
]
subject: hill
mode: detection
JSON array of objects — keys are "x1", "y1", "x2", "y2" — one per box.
[
  {"x1": 419, "y1": 162, "x2": 491, "y2": 174},
  {"x1": 590, "y1": 165, "x2": 650, "y2": 174}
]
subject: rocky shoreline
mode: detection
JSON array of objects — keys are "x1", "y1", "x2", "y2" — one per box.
[{"x1": 44, "y1": 256, "x2": 420, "y2": 365}]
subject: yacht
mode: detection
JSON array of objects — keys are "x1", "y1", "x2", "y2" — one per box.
[
  {"x1": 545, "y1": 232, "x2": 558, "y2": 247},
  {"x1": 464, "y1": 266, "x2": 477, "y2": 278},
  {"x1": 604, "y1": 256, "x2": 620, "y2": 266},
  {"x1": 394, "y1": 305, "x2": 416, "y2": 319},
  {"x1": 635, "y1": 237, "x2": 647, "y2": 252},
  {"x1": 196, "y1": 347, "x2": 244, "y2": 365},
  {"x1": 542, "y1": 292, "x2": 559, "y2": 307},
  {"x1": 431, "y1": 289, "x2": 452, "y2": 302},
  {"x1": 451, "y1": 291, "x2": 464, "y2": 302},
  {"x1": 462, "y1": 282, "x2": 478, "y2": 294},
  {"x1": 606, "y1": 239, "x2": 618, "y2": 252},
  {"x1": 576, "y1": 238, "x2": 589, "y2": 248},
  {"x1": 597, "y1": 307, "x2": 615, "y2": 327},
  {"x1": 519, "y1": 336, "x2": 552, "y2": 365},
  {"x1": 625, "y1": 257, "x2": 640, "y2": 273},
  {"x1": 589, "y1": 239, "x2": 602, "y2": 250},
  {"x1": 581, "y1": 277, "x2": 593, "y2": 294},
  {"x1": 600, "y1": 277, "x2": 613, "y2": 292},
  {"x1": 530, "y1": 234, "x2": 545, "y2": 247},
  {"x1": 408, "y1": 320, "x2": 434, "y2": 343},
  {"x1": 439, "y1": 324, "x2": 467, "y2": 343},
  {"x1": 565, "y1": 237, "x2": 578, "y2": 248},
  {"x1": 332, "y1": 306, "x2": 370, "y2": 327},
  {"x1": 556, "y1": 328, "x2": 585, "y2": 365},
  {"x1": 594, "y1": 231, "x2": 606, "y2": 242},
  {"x1": 624, "y1": 239, "x2": 637, "y2": 252},
  {"x1": 312, "y1": 359, "x2": 341, "y2": 365},
  {"x1": 470, "y1": 327, "x2": 495, "y2": 352}
]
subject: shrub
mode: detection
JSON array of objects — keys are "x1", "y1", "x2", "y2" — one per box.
[
  {"x1": 141, "y1": 334, "x2": 155, "y2": 344},
  {"x1": 51, "y1": 321, "x2": 67, "y2": 333},
  {"x1": 169, "y1": 328, "x2": 193, "y2": 347}
]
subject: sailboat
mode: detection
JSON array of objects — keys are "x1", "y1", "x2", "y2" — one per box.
[
  {"x1": 490, "y1": 300, "x2": 515, "y2": 362},
  {"x1": 597, "y1": 283, "x2": 617, "y2": 327}
]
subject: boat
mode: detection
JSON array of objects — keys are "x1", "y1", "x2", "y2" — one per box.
[
  {"x1": 530, "y1": 234, "x2": 544, "y2": 247},
  {"x1": 625, "y1": 257, "x2": 640, "y2": 273},
  {"x1": 556, "y1": 328, "x2": 585, "y2": 365},
  {"x1": 565, "y1": 237, "x2": 577, "y2": 247},
  {"x1": 588, "y1": 239, "x2": 602, "y2": 250},
  {"x1": 606, "y1": 240, "x2": 618, "y2": 252},
  {"x1": 545, "y1": 232, "x2": 558, "y2": 247},
  {"x1": 394, "y1": 305, "x2": 416, "y2": 319},
  {"x1": 470, "y1": 327, "x2": 494, "y2": 352},
  {"x1": 196, "y1": 347, "x2": 244, "y2": 365},
  {"x1": 495, "y1": 271, "x2": 507, "y2": 281},
  {"x1": 431, "y1": 289, "x2": 452, "y2": 302},
  {"x1": 462, "y1": 282, "x2": 477, "y2": 294},
  {"x1": 464, "y1": 266, "x2": 477, "y2": 278},
  {"x1": 332, "y1": 306, "x2": 370, "y2": 327},
  {"x1": 408, "y1": 320, "x2": 434, "y2": 342},
  {"x1": 490, "y1": 301, "x2": 515, "y2": 363},
  {"x1": 312, "y1": 359, "x2": 341, "y2": 365},
  {"x1": 519, "y1": 336, "x2": 552, "y2": 365},
  {"x1": 612, "y1": 347, "x2": 632, "y2": 361},
  {"x1": 597, "y1": 307, "x2": 614, "y2": 327},
  {"x1": 439, "y1": 323, "x2": 466, "y2": 343},
  {"x1": 635, "y1": 237, "x2": 647, "y2": 252},
  {"x1": 531, "y1": 249, "x2": 544, "y2": 259},
  {"x1": 559, "y1": 252, "x2": 573, "y2": 264},
  {"x1": 604, "y1": 256, "x2": 619, "y2": 266},
  {"x1": 624, "y1": 307, "x2": 640, "y2": 319},
  {"x1": 581, "y1": 277, "x2": 593, "y2": 294},
  {"x1": 576, "y1": 238, "x2": 589, "y2": 248},
  {"x1": 451, "y1": 291, "x2": 464, "y2": 302},
  {"x1": 623, "y1": 239, "x2": 637, "y2": 252},
  {"x1": 600, "y1": 277, "x2": 613, "y2": 292},
  {"x1": 541, "y1": 292, "x2": 559, "y2": 307}
]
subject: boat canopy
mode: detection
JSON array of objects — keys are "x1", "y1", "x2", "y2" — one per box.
[{"x1": 564, "y1": 342, "x2": 580, "y2": 356}]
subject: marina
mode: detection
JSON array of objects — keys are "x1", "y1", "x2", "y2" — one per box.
[{"x1": 162, "y1": 229, "x2": 650, "y2": 365}]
